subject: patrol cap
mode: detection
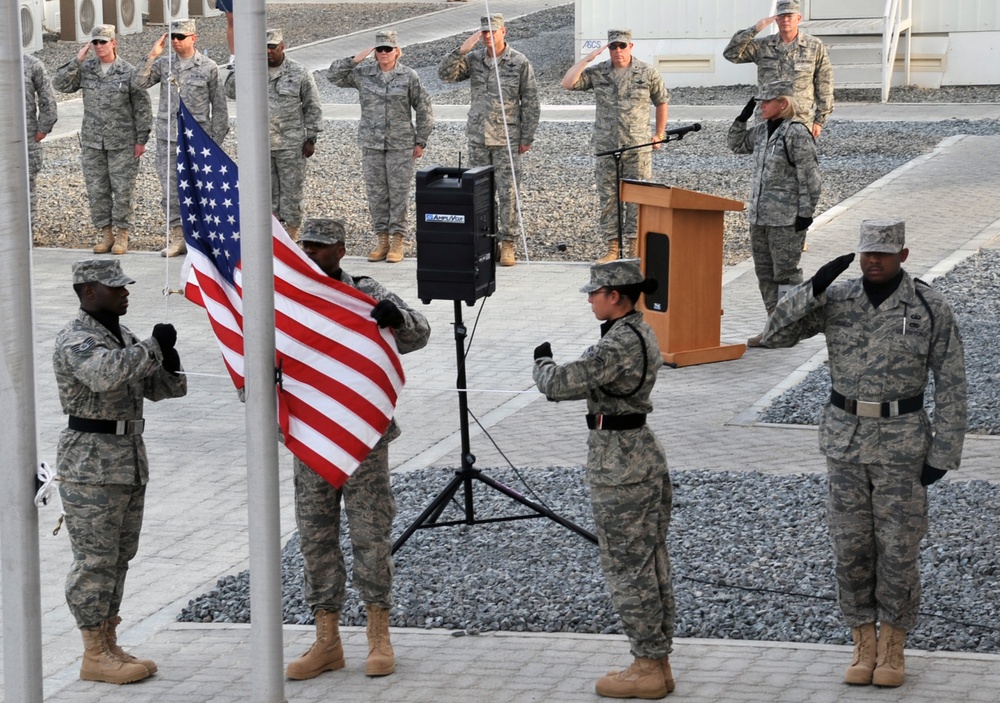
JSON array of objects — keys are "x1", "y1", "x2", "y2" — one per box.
[
  {"x1": 776, "y1": 0, "x2": 802, "y2": 15},
  {"x1": 857, "y1": 219, "x2": 905, "y2": 254},
  {"x1": 299, "y1": 218, "x2": 346, "y2": 246},
  {"x1": 607, "y1": 29, "x2": 632, "y2": 44},
  {"x1": 757, "y1": 79, "x2": 795, "y2": 100},
  {"x1": 91, "y1": 24, "x2": 115, "y2": 41},
  {"x1": 580, "y1": 259, "x2": 644, "y2": 293},
  {"x1": 480, "y1": 14, "x2": 504, "y2": 31},
  {"x1": 170, "y1": 18, "x2": 196, "y2": 36},
  {"x1": 375, "y1": 30, "x2": 398, "y2": 48},
  {"x1": 265, "y1": 28, "x2": 283, "y2": 47},
  {"x1": 72, "y1": 259, "x2": 136, "y2": 286}
]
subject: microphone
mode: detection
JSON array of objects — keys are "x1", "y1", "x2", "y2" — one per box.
[{"x1": 659, "y1": 123, "x2": 702, "y2": 140}]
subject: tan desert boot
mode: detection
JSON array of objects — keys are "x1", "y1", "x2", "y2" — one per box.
[
  {"x1": 111, "y1": 228, "x2": 129, "y2": 255},
  {"x1": 104, "y1": 616, "x2": 157, "y2": 675},
  {"x1": 595, "y1": 656, "x2": 668, "y2": 699},
  {"x1": 79, "y1": 626, "x2": 149, "y2": 684},
  {"x1": 368, "y1": 232, "x2": 390, "y2": 261},
  {"x1": 661, "y1": 656, "x2": 676, "y2": 693},
  {"x1": 93, "y1": 226, "x2": 115, "y2": 254},
  {"x1": 160, "y1": 226, "x2": 187, "y2": 257},
  {"x1": 386, "y1": 233, "x2": 405, "y2": 263},
  {"x1": 365, "y1": 604, "x2": 395, "y2": 676},
  {"x1": 596, "y1": 239, "x2": 619, "y2": 265},
  {"x1": 872, "y1": 623, "x2": 906, "y2": 687},
  {"x1": 286, "y1": 609, "x2": 345, "y2": 680},
  {"x1": 844, "y1": 623, "x2": 876, "y2": 684},
  {"x1": 499, "y1": 240, "x2": 516, "y2": 267}
]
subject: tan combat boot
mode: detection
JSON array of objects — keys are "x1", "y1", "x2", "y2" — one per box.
[
  {"x1": 365, "y1": 604, "x2": 395, "y2": 676},
  {"x1": 368, "y1": 232, "x2": 390, "y2": 262},
  {"x1": 79, "y1": 626, "x2": 150, "y2": 684},
  {"x1": 872, "y1": 623, "x2": 906, "y2": 687},
  {"x1": 160, "y1": 226, "x2": 187, "y2": 257},
  {"x1": 595, "y1": 657, "x2": 668, "y2": 699},
  {"x1": 596, "y1": 239, "x2": 619, "y2": 264},
  {"x1": 286, "y1": 609, "x2": 345, "y2": 680},
  {"x1": 661, "y1": 656, "x2": 676, "y2": 694},
  {"x1": 386, "y1": 233, "x2": 405, "y2": 263},
  {"x1": 844, "y1": 623, "x2": 876, "y2": 685},
  {"x1": 105, "y1": 616, "x2": 157, "y2": 675},
  {"x1": 499, "y1": 240, "x2": 516, "y2": 267},
  {"x1": 94, "y1": 226, "x2": 115, "y2": 254},
  {"x1": 111, "y1": 228, "x2": 129, "y2": 255},
  {"x1": 285, "y1": 224, "x2": 300, "y2": 242}
]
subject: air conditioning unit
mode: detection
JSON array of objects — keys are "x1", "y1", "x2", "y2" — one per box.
[
  {"x1": 188, "y1": 0, "x2": 219, "y2": 18},
  {"x1": 59, "y1": 0, "x2": 102, "y2": 41},
  {"x1": 21, "y1": 0, "x2": 44, "y2": 53},
  {"x1": 42, "y1": 0, "x2": 59, "y2": 33},
  {"x1": 148, "y1": 0, "x2": 187, "y2": 25},
  {"x1": 102, "y1": 0, "x2": 141, "y2": 35}
]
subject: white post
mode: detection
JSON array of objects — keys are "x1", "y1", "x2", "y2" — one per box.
[
  {"x1": 0, "y1": 6, "x2": 44, "y2": 703},
  {"x1": 232, "y1": 2, "x2": 287, "y2": 701}
]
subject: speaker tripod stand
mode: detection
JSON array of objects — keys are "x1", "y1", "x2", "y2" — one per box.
[{"x1": 392, "y1": 300, "x2": 597, "y2": 553}]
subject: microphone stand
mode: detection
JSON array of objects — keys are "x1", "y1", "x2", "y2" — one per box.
[{"x1": 596, "y1": 131, "x2": 691, "y2": 259}]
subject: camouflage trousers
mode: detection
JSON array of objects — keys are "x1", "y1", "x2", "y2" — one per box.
[
  {"x1": 293, "y1": 437, "x2": 396, "y2": 612},
  {"x1": 155, "y1": 138, "x2": 182, "y2": 228},
  {"x1": 468, "y1": 143, "x2": 522, "y2": 242},
  {"x1": 590, "y1": 474, "x2": 675, "y2": 658},
  {"x1": 59, "y1": 481, "x2": 146, "y2": 630},
  {"x1": 749, "y1": 224, "x2": 806, "y2": 313},
  {"x1": 28, "y1": 141, "x2": 43, "y2": 212},
  {"x1": 827, "y1": 458, "x2": 928, "y2": 632},
  {"x1": 362, "y1": 148, "x2": 415, "y2": 236},
  {"x1": 596, "y1": 149, "x2": 651, "y2": 243},
  {"x1": 81, "y1": 145, "x2": 141, "y2": 230},
  {"x1": 271, "y1": 148, "x2": 308, "y2": 228}
]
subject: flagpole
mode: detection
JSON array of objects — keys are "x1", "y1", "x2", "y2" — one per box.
[
  {"x1": 0, "y1": 7, "x2": 44, "y2": 702},
  {"x1": 233, "y1": 2, "x2": 287, "y2": 701}
]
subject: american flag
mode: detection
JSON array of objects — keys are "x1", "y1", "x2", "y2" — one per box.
[{"x1": 176, "y1": 100, "x2": 405, "y2": 488}]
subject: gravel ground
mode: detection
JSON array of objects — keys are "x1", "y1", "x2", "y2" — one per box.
[
  {"x1": 177, "y1": 466, "x2": 1000, "y2": 654},
  {"x1": 759, "y1": 249, "x2": 1000, "y2": 434}
]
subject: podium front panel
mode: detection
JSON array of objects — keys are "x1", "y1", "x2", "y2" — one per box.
[{"x1": 644, "y1": 232, "x2": 670, "y2": 313}]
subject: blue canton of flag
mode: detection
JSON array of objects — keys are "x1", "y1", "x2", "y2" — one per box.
[{"x1": 176, "y1": 100, "x2": 241, "y2": 284}]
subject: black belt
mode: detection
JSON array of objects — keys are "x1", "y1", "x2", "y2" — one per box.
[
  {"x1": 586, "y1": 413, "x2": 646, "y2": 431},
  {"x1": 830, "y1": 390, "x2": 923, "y2": 418},
  {"x1": 68, "y1": 416, "x2": 145, "y2": 436}
]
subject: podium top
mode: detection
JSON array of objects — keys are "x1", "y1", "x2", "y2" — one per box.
[{"x1": 620, "y1": 180, "x2": 744, "y2": 212}]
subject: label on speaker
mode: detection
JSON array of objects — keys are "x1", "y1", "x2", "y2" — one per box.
[{"x1": 425, "y1": 213, "x2": 466, "y2": 224}]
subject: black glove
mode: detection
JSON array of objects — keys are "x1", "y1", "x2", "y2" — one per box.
[
  {"x1": 533, "y1": 342, "x2": 552, "y2": 360},
  {"x1": 811, "y1": 253, "x2": 855, "y2": 298},
  {"x1": 795, "y1": 216, "x2": 814, "y2": 232},
  {"x1": 921, "y1": 464, "x2": 947, "y2": 487},
  {"x1": 152, "y1": 323, "x2": 177, "y2": 351},
  {"x1": 162, "y1": 348, "x2": 181, "y2": 375},
  {"x1": 737, "y1": 97, "x2": 757, "y2": 122},
  {"x1": 370, "y1": 300, "x2": 404, "y2": 329}
]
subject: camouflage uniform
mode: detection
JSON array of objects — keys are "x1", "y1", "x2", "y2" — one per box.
[
  {"x1": 53, "y1": 283, "x2": 187, "y2": 629},
  {"x1": 295, "y1": 271, "x2": 430, "y2": 613},
  {"x1": 329, "y1": 56, "x2": 434, "y2": 237},
  {"x1": 534, "y1": 282, "x2": 673, "y2": 659},
  {"x1": 566, "y1": 59, "x2": 669, "y2": 242},
  {"x1": 728, "y1": 115, "x2": 821, "y2": 312},
  {"x1": 438, "y1": 44, "x2": 539, "y2": 242},
  {"x1": 761, "y1": 270, "x2": 967, "y2": 631},
  {"x1": 723, "y1": 26, "x2": 834, "y2": 131},
  {"x1": 23, "y1": 53, "x2": 58, "y2": 210},
  {"x1": 53, "y1": 54, "x2": 151, "y2": 230},
  {"x1": 135, "y1": 50, "x2": 229, "y2": 227}
]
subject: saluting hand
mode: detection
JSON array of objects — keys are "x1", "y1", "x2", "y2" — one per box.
[
  {"x1": 76, "y1": 42, "x2": 91, "y2": 63},
  {"x1": 149, "y1": 33, "x2": 167, "y2": 60},
  {"x1": 811, "y1": 253, "x2": 855, "y2": 297},
  {"x1": 755, "y1": 15, "x2": 777, "y2": 33},
  {"x1": 459, "y1": 31, "x2": 481, "y2": 55},
  {"x1": 353, "y1": 47, "x2": 374, "y2": 64}
]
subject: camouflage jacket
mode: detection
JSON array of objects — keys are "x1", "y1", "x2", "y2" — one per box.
[
  {"x1": 135, "y1": 50, "x2": 229, "y2": 143},
  {"x1": 727, "y1": 117, "x2": 821, "y2": 225},
  {"x1": 761, "y1": 272, "x2": 967, "y2": 470},
  {"x1": 23, "y1": 53, "x2": 58, "y2": 139},
  {"x1": 328, "y1": 56, "x2": 434, "y2": 151},
  {"x1": 438, "y1": 45, "x2": 539, "y2": 148},
  {"x1": 723, "y1": 27, "x2": 834, "y2": 128},
  {"x1": 534, "y1": 311, "x2": 667, "y2": 486},
  {"x1": 53, "y1": 55, "x2": 150, "y2": 150},
  {"x1": 224, "y1": 57, "x2": 323, "y2": 151},
  {"x1": 53, "y1": 310, "x2": 188, "y2": 485},
  {"x1": 566, "y1": 58, "x2": 670, "y2": 151}
]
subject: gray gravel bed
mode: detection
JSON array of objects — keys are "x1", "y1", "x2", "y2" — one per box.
[
  {"x1": 759, "y1": 249, "x2": 1000, "y2": 434},
  {"x1": 177, "y1": 467, "x2": 1000, "y2": 654}
]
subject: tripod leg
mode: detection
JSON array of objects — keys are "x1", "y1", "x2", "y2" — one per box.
[
  {"x1": 475, "y1": 472, "x2": 597, "y2": 544},
  {"x1": 391, "y1": 473, "x2": 465, "y2": 554}
]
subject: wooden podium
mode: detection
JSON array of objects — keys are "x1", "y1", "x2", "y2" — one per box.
[{"x1": 620, "y1": 180, "x2": 745, "y2": 367}]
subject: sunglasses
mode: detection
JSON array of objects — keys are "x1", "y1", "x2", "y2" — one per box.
[
  {"x1": 609, "y1": 42, "x2": 628, "y2": 50},
  {"x1": 170, "y1": 33, "x2": 190, "y2": 41},
  {"x1": 374, "y1": 46, "x2": 394, "y2": 53},
  {"x1": 91, "y1": 39, "x2": 110, "y2": 45}
]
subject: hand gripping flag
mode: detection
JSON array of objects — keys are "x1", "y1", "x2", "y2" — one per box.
[{"x1": 176, "y1": 100, "x2": 404, "y2": 488}]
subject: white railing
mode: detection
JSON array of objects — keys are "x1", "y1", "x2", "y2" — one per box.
[{"x1": 881, "y1": 0, "x2": 913, "y2": 102}]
